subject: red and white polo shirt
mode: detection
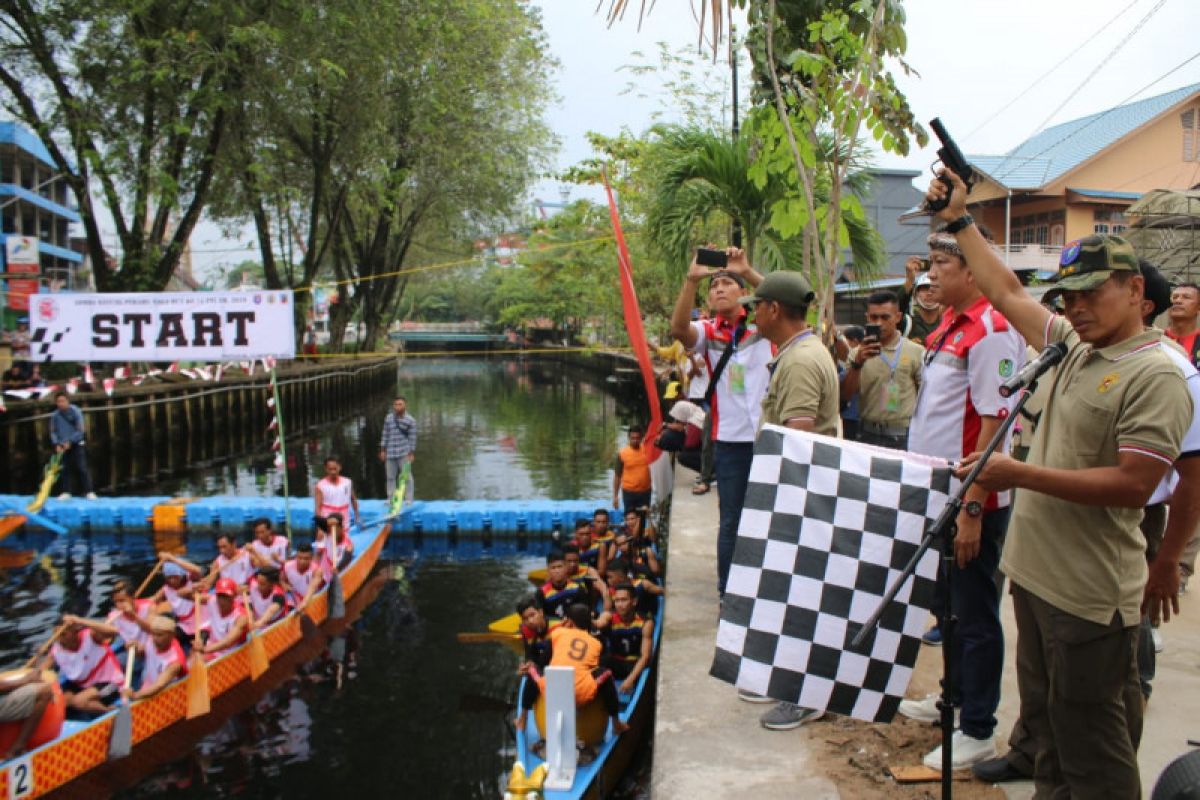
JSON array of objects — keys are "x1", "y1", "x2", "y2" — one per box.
[{"x1": 688, "y1": 312, "x2": 774, "y2": 443}]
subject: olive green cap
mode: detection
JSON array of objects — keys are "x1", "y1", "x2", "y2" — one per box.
[{"x1": 739, "y1": 271, "x2": 815, "y2": 310}]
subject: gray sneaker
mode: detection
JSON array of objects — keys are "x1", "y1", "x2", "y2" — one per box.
[
  {"x1": 737, "y1": 689, "x2": 776, "y2": 704},
  {"x1": 760, "y1": 702, "x2": 825, "y2": 731}
]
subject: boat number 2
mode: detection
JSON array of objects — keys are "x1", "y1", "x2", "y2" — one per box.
[{"x1": 7, "y1": 755, "x2": 32, "y2": 800}]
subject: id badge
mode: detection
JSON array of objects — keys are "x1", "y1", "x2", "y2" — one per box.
[
  {"x1": 729, "y1": 362, "x2": 746, "y2": 395},
  {"x1": 883, "y1": 380, "x2": 900, "y2": 413}
]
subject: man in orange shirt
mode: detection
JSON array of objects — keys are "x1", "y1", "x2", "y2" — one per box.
[
  {"x1": 612, "y1": 425, "x2": 652, "y2": 514},
  {"x1": 526, "y1": 604, "x2": 629, "y2": 736}
]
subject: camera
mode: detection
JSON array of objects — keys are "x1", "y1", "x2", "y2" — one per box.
[{"x1": 696, "y1": 248, "x2": 728, "y2": 269}]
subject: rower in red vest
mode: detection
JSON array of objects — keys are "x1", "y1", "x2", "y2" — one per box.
[
  {"x1": 315, "y1": 513, "x2": 354, "y2": 579},
  {"x1": 283, "y1": 543, "x2": 325, "y2": 608},
  {"x1": 45, "y1": 615, "x2": 125, "y2": 715},
  {"x1": 199, "y1": 578, "x2": 249, "y2": 661},
  {"x1": 105, "y1": 580, "x2": 154, "y2": 653},
  {"x1": 209, "y1": 533, "x2": 254, "y2": 588},
  {"x1": 247, "y1": 567, "x2": 289, "y2": 629},
  {"x1": 122, "y1": 616, "x2": 187, "y2": 701},
  {"x1": 248, "y1": 518, "x2": 290, "y2": 570}
]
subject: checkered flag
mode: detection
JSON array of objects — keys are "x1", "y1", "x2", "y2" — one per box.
[
  {"x1": 30, "y1": 326, "x2": 70, "y2": 361},
  {"x1": 710, "y1": 425, "x2": 952, "y2": 723}
]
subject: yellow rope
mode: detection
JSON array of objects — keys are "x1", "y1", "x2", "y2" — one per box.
[{"x1": 299, "y1": 233, "x2": 620, "y2": 293}]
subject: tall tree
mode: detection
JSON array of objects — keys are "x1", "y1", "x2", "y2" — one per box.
[{"x1": 0, "y1": 0, "x2": 268, "y2": 290}]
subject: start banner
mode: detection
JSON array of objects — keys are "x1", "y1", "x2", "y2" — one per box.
[{"x1": 27, "y1": 291, "x2": 297, "y2": 362}]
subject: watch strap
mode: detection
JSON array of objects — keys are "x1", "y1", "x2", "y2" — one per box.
[{"x1": 945, "y1": 214, "x2": 975, "y2": 234}]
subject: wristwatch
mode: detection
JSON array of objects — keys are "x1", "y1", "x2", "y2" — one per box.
[
  {"x1": 945, "y1": 214, "x2": 975, "y2": 234},
  {"x1": 964, "y1": 500, "x2": 983, "y2": 518}
]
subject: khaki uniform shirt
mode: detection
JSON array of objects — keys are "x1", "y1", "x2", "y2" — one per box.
[
  {"x1": 850, "y1": 335, "x2": 924, "y2": 427},
  {"x1": 760, "y1": 331, "x2": 840, "y2": 437},
  {"x1": 1003, "y1": 316, "x2": 1192, "y2": 626}
]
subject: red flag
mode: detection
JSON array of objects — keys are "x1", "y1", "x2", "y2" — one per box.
[
  {"x1": 102, "y1": 378, "x2": 115, "y2": 397},
  {"x1": 601, "y1": 171, "x2": 662, "y2": 461}
]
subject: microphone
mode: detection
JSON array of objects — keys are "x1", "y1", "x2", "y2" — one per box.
[{"x1": 999, "y1": 342, "x2": 1068, "y2": 398}]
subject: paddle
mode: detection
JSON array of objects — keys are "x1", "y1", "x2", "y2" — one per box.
[
  {"x1": 26, "y1": 451, "x2": 62, "y2": 514},
  {"x1": 242, "y1": 590, "x2": 269, "y2": 680},
  {"x1": 185, "y1": 624, "x2": 209, "y2": 719},
  {"x1": 327, "y1": 525, "x2": 345, "y2": 621},
  {"x1": 133, "y1": 556, "x2": 166, "y2": 600},
  {"x1": 23, "y1": 624, "x2": 66, "y2": 669},
  {"x1": 108, "y1": 648, "x2": 136, "y2": 760},
  {"x1": 457, "y1": 632, "x2": 522, "y2": 644}
]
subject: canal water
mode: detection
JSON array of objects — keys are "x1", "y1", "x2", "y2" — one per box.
[{"x1": 0, "y1": 358, "x2": 653, "y2": 798}]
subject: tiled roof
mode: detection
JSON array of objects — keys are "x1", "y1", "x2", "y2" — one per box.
[{"x1": 968, "y1": 83, "x2": 1200, "y2": 190}]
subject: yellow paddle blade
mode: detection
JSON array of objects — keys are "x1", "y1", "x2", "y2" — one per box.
[
  {"x1": 488, "y1": 612, "x2": 521, "y2": 636},
  {"x1": 248, "y1": 632, "x2": 269, "y2": 680},
  {"x1": 27, "y1": 453, "x2": 61, "y2": 513},
  {"x1": 186, "y1": 653, "x2": 210, "y2": 718}
]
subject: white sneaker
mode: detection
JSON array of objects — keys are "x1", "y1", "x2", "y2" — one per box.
[
  {"x1": 923, "y1": 730, "x2": 996, "y2": 771},
  {"x1": 1151, "y1": 627, "x2": 1164, "y2": 653},
  {"x1": 737, "y1": 689, "x2": 776, "y2": 704},
  {"x1": 57, "y1": 493, "x2": 71, "y2": 500},
  {"x1": 85, "y1": 492, "x2": 98, "y2": 500}
]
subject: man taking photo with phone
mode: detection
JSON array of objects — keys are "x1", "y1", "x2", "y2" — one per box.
[
  {"x1": 669, "y1": 246, "x2": 766, "y2": 598},
  {"x1": 840, "y1": 290, "x2": 923, "y2": 450}
]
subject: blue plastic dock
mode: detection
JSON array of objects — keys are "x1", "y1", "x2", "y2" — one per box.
[{"x1": 0, "y1": 495, "x2": 615, "y2": 535}]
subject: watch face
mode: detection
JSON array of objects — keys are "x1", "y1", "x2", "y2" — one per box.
[{"x1": 965, "y1": 501, "x2": 983, "y2": 517}]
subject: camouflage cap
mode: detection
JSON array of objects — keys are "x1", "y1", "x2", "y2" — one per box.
[{"x1": 1049, "y1": 235, "x2": 1138, "y2": 293}]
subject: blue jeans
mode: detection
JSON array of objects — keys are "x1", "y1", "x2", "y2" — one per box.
[
  {"x1": 943, "y1": 507, "x2": 1009, "y2": 739},
  {"x1": 714, "y1": 441, "x2": 755, "y2": 596}
]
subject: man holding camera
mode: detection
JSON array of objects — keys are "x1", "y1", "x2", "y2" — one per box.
[
  {"x1": 669, "y1": 247, "x2": 767, "y2": 598},
  {"x1": 840, "y1": 289, "x2": 923, "y2": 450}
]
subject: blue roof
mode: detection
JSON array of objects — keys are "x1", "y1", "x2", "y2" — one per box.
[
  {"x1": 0, "y1": 121, "x2": 59, "y2": 170},
  {"x1": 968, "y1": 83, "x2": 1200, "y2": 189},
  {"x1": 1067, "y1": 188, "x2": 1142, "y2": 201}
]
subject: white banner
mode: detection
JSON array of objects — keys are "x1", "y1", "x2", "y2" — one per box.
[{"x1": 27, "y1": 291, "x2": 297, "y2": 362}]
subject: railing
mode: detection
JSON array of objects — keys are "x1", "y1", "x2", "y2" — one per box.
[{"x1": 1004, "y1": 243, "x2": 1061, "y2": 273}]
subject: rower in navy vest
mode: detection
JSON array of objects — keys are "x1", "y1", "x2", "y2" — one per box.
[{"x1": 604, "y1": 584, "x2": 654, "y2": 695}]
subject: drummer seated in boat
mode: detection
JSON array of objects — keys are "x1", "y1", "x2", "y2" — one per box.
[
  {"x1": 571, "y1": 520, "x2": 607, "y2": 575},
  {"x1": 314, "y1": 513, "x2": 354, "y2": 577},
  {"x1": 604, "y1": 584, "x2": 654, "y2": 696},
  {"x1": 46, "y1": 615, "x2": 125, "y2": 716},
  {"x1": 122, "y1": 616, "x2": 186, "y2": 702},
  {"x1": 537, "y1": 551, "x2": 608, "y2": 625},
  {"x1": 198, "y1": 578, "x2": 249, "y2": 660},
  {"x1": 248, "y1": 518, "x2": 290, "y2": 570},
  {"x1": 523, "y1": 604, "x2": 629, "y2": 737},
  {"x1": 247, "y1": 567, "x2": 289, "y2": 629},
  {"x1": 208, "y1": 533, "x2": 255, "y2": 589},
  {"x1": 282, "y1": 543, "x2": 324, "y2": 609},
  {"x1": 153, "y1": 558, "x2": 203, "y2": 650},
  {"x1": 103, "y1": 579, "x2": 154, "y2": 655},
  {"x1": 0, "y1": 668, "x2": 54, "y2": 760}
]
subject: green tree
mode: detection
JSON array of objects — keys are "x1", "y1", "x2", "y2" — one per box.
[{"x1": 0, "y1": 0, "x2": 272, "y2": 291}]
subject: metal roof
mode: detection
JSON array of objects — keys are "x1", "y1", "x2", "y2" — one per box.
[
  {"x1": 1067, "y1": 188, "x2": 1143, "y2": 201},
  {"x1": 968, "y1": 83, "x2": 1200, "y2": 190},
  {"x1": 0, "y1": 121, "x2": 59, "y2": 170}
]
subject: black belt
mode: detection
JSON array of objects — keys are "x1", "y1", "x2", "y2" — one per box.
[{"x1": 860, "y1": 421, "x2": 908, "y2": 437}]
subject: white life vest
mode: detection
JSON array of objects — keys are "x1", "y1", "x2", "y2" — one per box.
[
  {"x1": 316, "y1": 477, "x2": 353, "y2": 516},
  {"x1": 251, "y1": 535, "x2": 289, "y2": 567},
  {"x1": 52, "y1": 629, "x2": 125, "y2": 687},
  {"x1": 141, "y1": 639, "x2": 187, "y2": 688},
  {"x1": 205, "y1": 597, "x2": 247, "y2": 659},
  {"x1": 283, "y1": 559, "x2": 318, "y2": 603},
  {"x1": 106, "y1": 598, "x2": 153, "y2": 650},
  {"x1": 215, "y1": 551, "x2": 254, "y2": 586},
  {"x1": 163, "y1": 582, "x2": 198, "y2": 635}
]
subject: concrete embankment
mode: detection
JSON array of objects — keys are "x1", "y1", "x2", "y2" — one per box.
[{"x1": 653, "y1": 464, "x2": 1200, "y2": 798}]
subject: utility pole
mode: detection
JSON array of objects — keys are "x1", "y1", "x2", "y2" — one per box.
[{"x1": 730, "y1": 25, "x2": 743, "y2": 249}]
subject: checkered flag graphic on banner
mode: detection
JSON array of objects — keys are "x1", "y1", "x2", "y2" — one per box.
[
  {"x1": 710, "y1": 425, "x2": 952, "y2": 723},
  {"x1": 31, "y1": 326, "x2": 70, "y2": 361}
]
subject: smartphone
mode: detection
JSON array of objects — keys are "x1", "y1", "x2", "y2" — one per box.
[
  {"x1": 864, "y1": 323, "x2": 882, "y2": 341},
  {"x1": 696, "y1": 247, "x2": 728, "y2": 269}
]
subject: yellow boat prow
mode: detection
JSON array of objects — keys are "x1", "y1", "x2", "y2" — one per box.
[{"x1": 527, "y1": 568, "x2": 546, "y2": 586}]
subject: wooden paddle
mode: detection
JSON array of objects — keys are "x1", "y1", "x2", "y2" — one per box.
[
  {"x1": 185, "y1": 623, "x2": 209, "y2": 719},
  {"x1": 23, "y1": 623, "x2": 66, "y2": 669},
  {"x1": 26, "y1": 451, "x2": 62, "y2": 514},
  {"x1": 457, "y1": 631, "x2": 522, "y2": 644},
  {"x1": 243, "y1": 590, "x2": 269, "y2": 680},
  {"x1": 108, "y1": 648, "x2": 136, "y2": 760},
  {"x1": 133, "y1": 556, "x2": 166, "y2": 599}
]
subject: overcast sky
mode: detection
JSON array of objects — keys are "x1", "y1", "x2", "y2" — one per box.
[{"x1": 188, "y1": 0, "x2": 1200, "y2": 279}]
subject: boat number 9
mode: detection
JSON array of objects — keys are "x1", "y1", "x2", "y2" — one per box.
[
  {"x1": 7, "y1": 755, "x2": 32, "y2": 799},
  {"x1": 567, "y1": 638, "x2": 588, "y2": 662}
]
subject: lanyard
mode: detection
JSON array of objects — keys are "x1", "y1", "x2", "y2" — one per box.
[{"x1": 877, "y1": 337, "x2": 902, "y2": 378}]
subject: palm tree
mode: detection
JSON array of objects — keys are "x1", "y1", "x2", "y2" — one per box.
[{"x1": 644, "y1": 123, "x2": 884, "y2": 284}]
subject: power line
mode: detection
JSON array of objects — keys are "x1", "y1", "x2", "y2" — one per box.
[
  {"x1": 962, "y1": 0, "x2": 1146, "y2": 143},
  {"x1": 1025, "y1": 0, "x2": 1169, "y2": 140}
]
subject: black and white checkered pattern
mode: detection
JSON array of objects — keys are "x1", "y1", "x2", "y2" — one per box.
[
  {"x1": 31, "y1": 326, "x2": 69, "y2": 361},
  {"x1": 710, "y1": 425, "x2": 952, "y2": 723}
]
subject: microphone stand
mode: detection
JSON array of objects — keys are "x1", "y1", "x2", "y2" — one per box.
[{"x1": 851, "y1": 380, "x2": 1040, "y2": 800}]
